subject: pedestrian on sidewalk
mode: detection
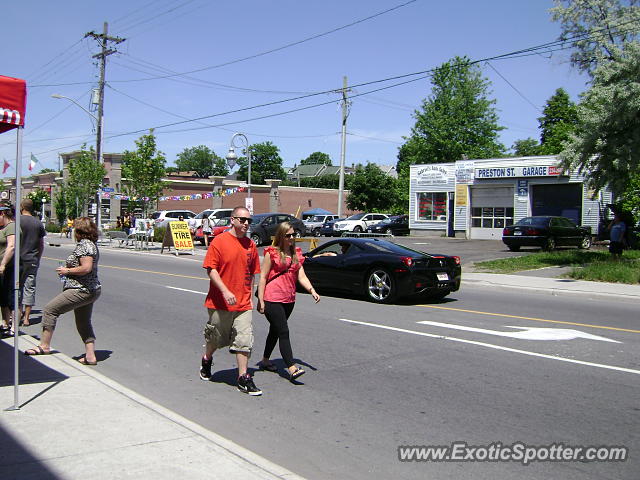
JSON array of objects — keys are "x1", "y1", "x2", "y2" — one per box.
[
  {"x1": 18, "y1": 198, "x2": 46, "y2": 327},
  {"x1": 608, "y1": 213, "x2": 627, "y2": 258},
  {"x1": 199, "y1": 206, "x2": 262, "y2": 395},
  {"x1": 25, "y1": 217, "x2": 102, "y2": 365},
  {"x1": 0, "y1": 202, "x2": 16, "y2": 336},
  {"x1": 256, "y1": 221, "x2": 320, "y2": 381}
]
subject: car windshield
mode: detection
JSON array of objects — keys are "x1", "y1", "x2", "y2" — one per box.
[
  {"x1": 345, "y1": 213, "x2": 365, "y2": 221},
  {"x1": 195, "y1": 211, "x2": 212, "y2": 219},
  {"x1": 151, "y1": 212, "x2": 161, "y2": 219},
  {"x1": 310, "y1": 215, "x2": 324, "y2": 222},
  {"x1": 515, "y1": 217, "x2": 549, "y2": 226}
]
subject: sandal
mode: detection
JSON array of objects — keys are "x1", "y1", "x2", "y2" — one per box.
[
  {"x1": 24, "y1": 346, "x2": 51, "y2": 356},
  {"x1": 258, "y1": 361, "x2": 278, "y2": 372},
  {"x1": 76, "y1": 357, "x2": 98, "y2": 366},
  {"x1": 288, "y1": 366, "x2": 305, "y2": 381}
]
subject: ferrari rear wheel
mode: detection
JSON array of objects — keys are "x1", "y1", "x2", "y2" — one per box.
[{"x1": 366, "y1": 268, "x2": 396, "y2": 303}]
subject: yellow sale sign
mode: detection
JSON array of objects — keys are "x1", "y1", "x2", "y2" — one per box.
[{"x1": 169, "y1": 221, "x2": 194, "y2": 250}]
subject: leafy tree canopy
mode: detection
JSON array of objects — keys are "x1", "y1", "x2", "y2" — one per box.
[
  {"x1": 346, "y1": 163, "x2": 398, "y2": 212},
  {"x1": 398, "y1": 56, "x2": 505, "y2": 171},
  {"x1": 175, "y1": 145, "x2": 228, "y2": 178},
  {"x1": 537, "y1": 88, "x2": 579, "y2": 155},
  {"x1": 122, "y1": 130, "x2": 168, "y2": 215},
  {"x1": 236, "y1": 141, "x2": 286, "y2": 185},
  {"x1": 300, "y1": 151, "x2": 332, "y2": 166},
  {"x1": 551, "y1": 0, "x2": 640, "y2": 76},
  {"x1": 559, "y1": 42, "x2": 640, "y2": 194},
  {"x1": 26, "y1": 188, "x2": 51, "y2": 216},
  {"x1": 66, "y1": 144, "x2": 106, "y2": 216},
  {"x1": 512, "y1": 138, "x2": 541, "y2": 157}
]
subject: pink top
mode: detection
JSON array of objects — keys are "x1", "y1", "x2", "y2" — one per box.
[{"x1": 263, "y1": 246, "x2": 305, "y2": 303}]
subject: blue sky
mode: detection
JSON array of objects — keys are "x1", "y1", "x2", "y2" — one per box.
[{"x1": 1, "y1": 0, "x2": 588, "y2": 176}]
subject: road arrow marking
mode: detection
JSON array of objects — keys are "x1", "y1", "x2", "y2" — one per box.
[{"x1": 416, "y1": 321, "x2": 620, "y2": 343}]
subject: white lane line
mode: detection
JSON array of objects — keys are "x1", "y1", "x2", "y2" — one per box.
[
  {"x1": 166, "y1": 286, "x2": 207, "y2": 295},
  {"x1": 338, "y1": 318, "x2": 640, "y2": 376}
]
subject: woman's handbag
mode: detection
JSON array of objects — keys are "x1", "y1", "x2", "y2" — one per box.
[{"x1": 255, "y1": 260, "x2": 292, "y2": 298}]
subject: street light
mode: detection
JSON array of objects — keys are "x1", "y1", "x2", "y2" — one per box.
[
  {"x1": 51, "y1": 93, "x2": 103, "y2": 228},
  {"x1": 225, "y1": 133, "x2": 252, "y2": 211}
]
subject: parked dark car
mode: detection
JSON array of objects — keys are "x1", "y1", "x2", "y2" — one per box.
[
  {"x1": 366, "y1": 215, "x2": 409, "y2": 236},
  {"x1": 248, "y1": 213, "x2": 306, "y2": 246},
  {"x1": 320, "y1": 217, "x2": 346, "y2": 237},
  {"x1": 303, "y1": 238, "x2": 461, "y2": 303},
  {"x1": 502, "y1": 216, "x2": 592, "y2": 252}
]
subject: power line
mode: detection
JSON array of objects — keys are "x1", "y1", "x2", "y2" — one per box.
[{"x1": 485, "y1": 61, "x2": 542, "y2": 113}]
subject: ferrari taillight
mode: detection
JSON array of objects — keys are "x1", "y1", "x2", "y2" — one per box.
[{"x1": 400, "y1": 256, "x2": 413, "y2": 267}]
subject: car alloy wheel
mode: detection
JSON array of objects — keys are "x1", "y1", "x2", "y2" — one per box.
[
  {"x1": 579, "y1": 235, "x2": 592, "y2": 249},
  {"x1": 366, "y1": 268, "x2": 395, "y2": 303},
  {"x1": 384, "y1": 228, "x2": 393, "y2": 235},
  {"x1": 294, "y1": 230, "x2": 302, "y2": 238},
  {"x1": 313, "y1": 228, "x2": 321, "y2": 237},
  {"x1": 353, "y1": 226, "x2": 363, "y2": 233},
  {"x1": 251, "y1": 233, "x2": 262, "y2": 246}
]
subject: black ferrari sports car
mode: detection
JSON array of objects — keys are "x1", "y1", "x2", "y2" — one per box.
[{"x1": 303, "y1": 238, "x2": 461, "y2": 303}]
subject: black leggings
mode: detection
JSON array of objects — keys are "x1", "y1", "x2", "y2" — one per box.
[{"x1": 263, "y1": 301, "x2": 296, "y2": 368}]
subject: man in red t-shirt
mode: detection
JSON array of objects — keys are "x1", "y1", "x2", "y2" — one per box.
[{"x1": 200, "y1": 206, "x2": 262, "y2": 395}]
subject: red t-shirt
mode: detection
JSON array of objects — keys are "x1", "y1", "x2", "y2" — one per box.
[
  {"x1": 263, "y1": 246, "x2": 304, "y2": 304},
  {"x1": 203, "y1": 231, "x2": 260, "y2": 311}
]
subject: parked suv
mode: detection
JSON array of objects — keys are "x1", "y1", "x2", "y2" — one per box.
[
  {"x1": 304, "y1": 214, "x2": 339, "y2": 236},
  {"x1": 151, "y1": 210, "x2": 196, "y2": 228},
  {"x1": 333, "y1": 213, "x2": 389, "y2": 234},
  {"x1": 248, "y1": 213, "x2": 306, "y2": 246},
  {"x1": 192, "y1": 208, "x2": 233, "y2": 243}
]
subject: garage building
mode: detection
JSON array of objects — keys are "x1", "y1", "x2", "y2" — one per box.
[{"x1": 409, "y1": 156, "x2": 612, "y2": 239}]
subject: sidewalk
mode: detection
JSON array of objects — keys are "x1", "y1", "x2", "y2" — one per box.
[
  {"x1": 463, "y1": 272, "x2": 640, "y2": 302},
  {"x1": 0, "y1": 335, "x2": 305, "y2": 480}
]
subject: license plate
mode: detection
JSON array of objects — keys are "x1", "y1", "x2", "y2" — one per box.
[
  {"x1": 514, "y1": 231, "x2": 522, "y2": 236},
  {"x1": 437, "y1": 273, "x2": 449, "y2": 281}
]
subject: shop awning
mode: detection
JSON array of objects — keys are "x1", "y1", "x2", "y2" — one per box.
[{"x1": 0, "y1": 75, "x2": 27, "y2": 134}]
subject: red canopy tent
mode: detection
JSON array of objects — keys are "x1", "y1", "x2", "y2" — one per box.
[
  {"x1": 0, "y1": 75, "x2": 26, "y2": 134},
  {"x1": 1, "y1": 74, "x2": 27, "y2": 410}
]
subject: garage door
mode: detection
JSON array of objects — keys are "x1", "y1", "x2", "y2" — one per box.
[
  {"x1": 531, "y1": 184, "x2": 582, "y2": 225},
  {"x1": 470, "y1": 187, "x2": 514, "y2": 240}
]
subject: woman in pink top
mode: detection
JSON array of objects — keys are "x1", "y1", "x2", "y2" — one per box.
[{"x1": 256, "y1": 221, "x2": 320, "y2": 381}]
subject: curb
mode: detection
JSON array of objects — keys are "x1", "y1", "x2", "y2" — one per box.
[
  {"x1": 462, "y1": 278, "x2": 640, "y2": 302},
  {"x1": 15, "y1": 334, "x2": 306, "y2": 480}
]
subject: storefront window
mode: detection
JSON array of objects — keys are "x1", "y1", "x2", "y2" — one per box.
[
  {"x1": 417, "y1": 192, "x2": 447, "y2": 221},
  {"x1": 471, "y1": 207, "x2": 514, "y2": 228}
]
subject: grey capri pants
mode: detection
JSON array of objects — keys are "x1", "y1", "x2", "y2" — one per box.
[{"x1": 42, "y1": 288, "x2": 101, "y2": 343}]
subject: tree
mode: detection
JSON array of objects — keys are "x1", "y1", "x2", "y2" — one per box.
[
  {"x1": 65, "y1": 144, "x2": 106, "y2": 217},
  {"x1": 236, "y1": 141, "x2": 286, "y2": 185},
  {"x1": 551, "y1": 0, "x2": 640, "y2": 76},
  {"x1": 26, "y1": 188, "x2": 51, "y2": 217},
  {"x1": 559, "y1": 42, "x2": 640, "y2": 194},
  {"x1": 54, "y1": 185, "x2": 68, "y2": 224},
  {"x1": 512, "y1": 138, "x2": 541, "y2": 156},
  {"x1": 537, "y1": 88, "x2": 579, "y2": 155},
  {"x1": 122, "y1": 130, "x2": 168, "y2": 215},
  {"x1": 398, "y1": 56, "x2": 505, "y2": 169},
  {"x1": 175, "y1": 145, "x2": 228, "y2": 178},
  {"x1": 38, "y1": 168, "x2": 57, "y2": 174},
  {"x1": 300, "y1": 151, "x2": 332, "y2": 166},
  {"x1": 346, "y1": 163, "x2": 398, "y2": 212}
]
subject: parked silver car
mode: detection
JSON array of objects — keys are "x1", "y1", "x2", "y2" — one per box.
[{"x1": 304, "y1": 214, "x2": 339, "y2": 236}]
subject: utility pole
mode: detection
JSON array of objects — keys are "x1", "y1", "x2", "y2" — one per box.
[
  {"x1": 337, "y1": 76, "x2": 350, "y2": 218},
  {"x1": 85, "y1": 22, "x2": 125, "y2": 227}
]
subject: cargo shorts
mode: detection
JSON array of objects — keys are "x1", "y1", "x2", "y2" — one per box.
[{"x1": 203, "y1": 308, "x2": 253, "y2": 354}]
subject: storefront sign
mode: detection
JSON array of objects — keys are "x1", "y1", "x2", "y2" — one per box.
[
  {"x1": 455, "y1": 184, "x2": 468, "y2": 206},
  {"x1": 475, "y1": 165, "x2": 564, "y2": 179},
  {"x1": 416, "y1": 165, "x2": 449, "y2": 185},
  {"x1": 455, "y1": 161, "x2": 474, "y2": 184}
]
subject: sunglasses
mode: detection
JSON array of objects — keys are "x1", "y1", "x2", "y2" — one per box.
[
  {"x1": 233, "y1": 216, "x2": 253, "y2": 224},
  {"x1": 284, "y1": 233, "x2": 295, "y2": 238}
]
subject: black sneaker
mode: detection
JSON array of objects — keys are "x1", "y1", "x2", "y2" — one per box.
[
  {"x1": 199, "y1": 356, "x2": 213, "y2": 381},
  {"x1": 237, "y1": 374, "x2": 262, "y2": 396}
]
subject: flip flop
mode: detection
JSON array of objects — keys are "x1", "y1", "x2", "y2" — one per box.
[
  {"x1": 289, "y1": 366, "x2": 305, "y2": 381},
  {"x1": 77, "y1": 357, "x2": 98, "y2": 366},
  {"x1": 24, "y1": 346, "x2": 51, "y2": 356}
]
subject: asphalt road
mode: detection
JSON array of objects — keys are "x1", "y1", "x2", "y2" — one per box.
[{"x1": 25, "y1": 243, "x2": 639, "y2": 480}]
